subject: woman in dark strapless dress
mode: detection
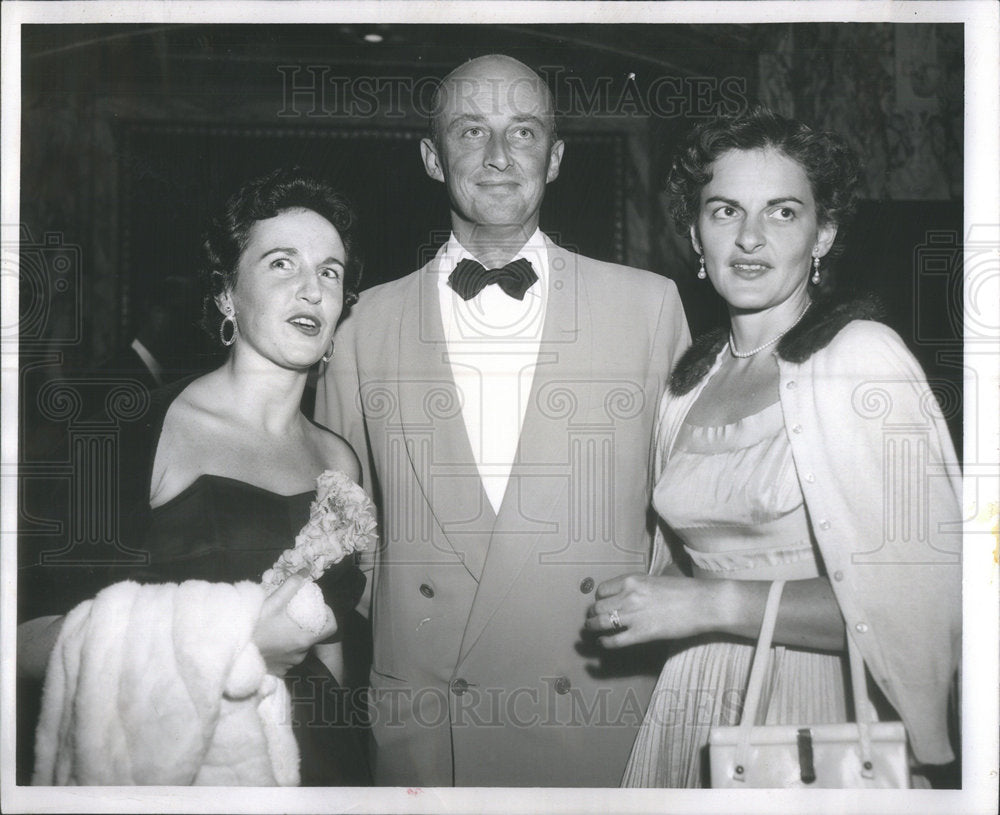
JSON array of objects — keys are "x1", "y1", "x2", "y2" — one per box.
[
  {"x1": 141, "y1": 448, "x2": 371, "y2": 786},
  {"x1": 18, "y1": 168, "x2": 373, "y2": 785}
]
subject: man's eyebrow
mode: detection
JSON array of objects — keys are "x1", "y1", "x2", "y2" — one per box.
[
  {"x1": 446, "y1": 113, "x2": 546, "y2": 127},
  {"x1": 446, "y1": 114, "x2": 488, "y2": 127}
]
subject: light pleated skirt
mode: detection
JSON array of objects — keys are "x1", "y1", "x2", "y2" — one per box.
[{"x1": 622, "y1": 637, "x2": 848, "y2": 788}]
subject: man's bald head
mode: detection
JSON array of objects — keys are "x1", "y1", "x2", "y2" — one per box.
[{"x1": 429, "y1": 55, "x2": 558, "y2": 146}]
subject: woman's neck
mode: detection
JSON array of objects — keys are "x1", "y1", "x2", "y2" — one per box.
[
  {"x1": 215, "y1": 353, "x2": 309, "y2": 435},
  {"x1": 729, "y1": 294, "x2": 812, "y2": 357}
]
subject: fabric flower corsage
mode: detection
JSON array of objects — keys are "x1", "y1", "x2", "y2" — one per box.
[{"x1": 261, "y1": 470, "x2": 377, "y2": 634}]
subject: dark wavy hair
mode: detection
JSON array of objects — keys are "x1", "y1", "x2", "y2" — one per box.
[
  {"x1": 199, "y1": 168, "x2": 362, "y2": 339},
  {"x1": 668, "y1": 106, "x2": 862, "y2": 267}
]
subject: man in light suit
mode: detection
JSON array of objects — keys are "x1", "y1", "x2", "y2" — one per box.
[{"x1": 317, "y1": 54, "x2": 690, "y2": 786}]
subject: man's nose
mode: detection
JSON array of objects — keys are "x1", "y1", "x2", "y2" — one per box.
[{"x1": 483, "y1": 134, "x2": 512, "y2": 171}]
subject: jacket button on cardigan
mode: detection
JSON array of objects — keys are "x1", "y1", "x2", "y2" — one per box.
[
  {"x1": 419, "y1": 583, "x2": 435, "y2": 598},
  {"x1": 833, "y1": 570, "x2": 844, "y2": 581},
  {"x1": 855, "y1": 622, "x2": 869, "y2": 634},
  {"x1": 786, "y1": 380, "x2": 797, "y2": 389},
  {"x1": 804, "y1": 472, "x2": 815, "y2": 483},
  {"x1": 818, "y1": 520, "x2": 831, "y2": 530},
  {"x1": 450, "y1": 678, "x2": 470, "y2": 695},
  {"x1": 791, "y1": 424, "x2": 803, "y2": 434},
  {"x1": 579, "y1": 577, "x2": 595, "y2": 594},
  {"x1": 554, "y1": 676, "x2": 572, "y2": 695}
]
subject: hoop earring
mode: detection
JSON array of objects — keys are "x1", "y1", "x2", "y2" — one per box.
[
  {"x1": 697, "y1": 256, "x2": 707, "y2": 280},
  {"x1": 811, "y1": 254, "x2": 821, "y2": 285},
  {"x1": 321, "y1": 342, "x2": 335, "y2": 363},
  {"x1": 220, "y1": 312, "x2": 238, "y2": 347}
]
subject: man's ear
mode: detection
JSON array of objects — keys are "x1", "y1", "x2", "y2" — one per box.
[
  {"x1": 689, "y1": 224, "x2": 703, "y2": 256},
  {"x1": 545, "y1": 139, "x2": 565, "y2": 184},
  {"x1": 420, "y1": 137, "x2": 445, "y2": 183}
]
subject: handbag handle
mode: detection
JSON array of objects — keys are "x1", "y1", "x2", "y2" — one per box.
[{"x1": 732, "y1": 580, "x2": 879, "y2": 782}]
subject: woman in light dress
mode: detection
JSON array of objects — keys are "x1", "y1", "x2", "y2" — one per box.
[{"x1": 586, "y1": 107, "x2": 961, "y2": 788}]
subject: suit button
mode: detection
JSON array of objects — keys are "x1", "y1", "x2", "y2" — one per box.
[
  {"x1": 786, "y1": 380, "x2": 797, "y2": 390},
  {"x1": 554, "y1": 676, "x2": 571, "y2": 695},
  {"x1": 579, "y1": 577, "x2": 595, "y2": 594},
  {"x1": 450, "y1": 678, "x2": 469, "y2": 695},
  {"x1": 791, "y1": 424, "x2": 803, "y2": 434},
  {"x1": 855, "y1": 622, "x2": 869, "y2": 634},
  {"x1": 419, "y1": 583, "x2": 434, "y2": 598},
  {"x1": 833, "y1": 571, "x2": 844, "y2": 581}
]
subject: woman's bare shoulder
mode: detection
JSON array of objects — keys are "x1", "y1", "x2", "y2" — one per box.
[
  {"x1": 149, "y1": 373, "x2": 227, "y2": 506},
  {"x1": 305, "y1": 418, "x2": 362, "y2": 483}
]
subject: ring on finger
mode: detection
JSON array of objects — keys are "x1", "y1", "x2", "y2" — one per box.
[{"x1": 609, "y1": 608, "x2": 623, "y2": 632}]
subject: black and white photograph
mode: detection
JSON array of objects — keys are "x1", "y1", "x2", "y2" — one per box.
[{"x1": 2, "y1": 2, "x2": 997, "y2": 813}]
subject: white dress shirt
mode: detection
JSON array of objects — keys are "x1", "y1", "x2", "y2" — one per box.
[{"x1": 436, "y1": 230, "x2": 549, "y2": 513}]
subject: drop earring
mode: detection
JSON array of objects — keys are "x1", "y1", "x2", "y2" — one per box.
[
  {"x1": 220, "y1": 309, "x2": 238, "y2": 346},
  {"x1": 697, "y1": 256, "x2": 707, "y2": 280},
  {"x1": 811, "y1": 254, "x2": 821, "y2": 285},
  {"x1": 322, "y1": 342, "x2": 335, "y2": 363}
]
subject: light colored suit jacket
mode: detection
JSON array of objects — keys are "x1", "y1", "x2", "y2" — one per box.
[{"x1": 317, "y1": 238, "x2": 690, "y2": 786}]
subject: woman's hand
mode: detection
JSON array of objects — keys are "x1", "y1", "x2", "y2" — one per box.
[
  {"x1": 585, "y1": 573, "x2": 846, "y2": 652},
  {"x1": 585, "y1": 572, "x2": 724, "y2": 648},
  {"x1": 253, "y1": 571, "x2": 338, "y2": 676}
]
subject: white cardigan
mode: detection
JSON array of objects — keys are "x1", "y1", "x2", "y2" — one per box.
[{"x1": 651, "y1": 319, "x2": 962, "y2": 765}]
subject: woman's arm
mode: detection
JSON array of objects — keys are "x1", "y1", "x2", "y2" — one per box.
[
  {"x1": 586, "y1": 573, "x2": 846, "y2": 652},
  {"x1": 313, "y1": 643, "x2": 345, "y2": 680}
]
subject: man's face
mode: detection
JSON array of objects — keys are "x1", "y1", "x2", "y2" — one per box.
[{"x1": 421, "y1": 57, "x2": 564, "y2": 236}]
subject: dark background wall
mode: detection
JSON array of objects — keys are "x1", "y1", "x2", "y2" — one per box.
[{"x1": 18, "y1": 23, "x2": 964, "y2": 453}]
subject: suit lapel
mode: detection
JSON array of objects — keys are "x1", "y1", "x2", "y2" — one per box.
[
  {"x1": 458, "y1": 242, "x2": 591, "y2": 663},
  {"x1": 396, "y1": 265, "x2": 495, "y2": 581}
]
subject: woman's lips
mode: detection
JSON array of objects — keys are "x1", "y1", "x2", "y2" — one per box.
[
  {"x1": 287, "y1": 315, "x2": 321, "y2": 336},
  {"x1": 729, "y1": 261, "x2": 772, "y2": 277}
]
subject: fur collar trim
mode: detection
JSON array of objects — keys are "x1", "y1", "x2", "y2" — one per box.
[{"x1": 669, "y1": 294, "x2": 886, "y2": 396}]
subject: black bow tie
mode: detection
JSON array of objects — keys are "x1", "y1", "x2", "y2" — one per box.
[{"x1": 447, "y1": 257, "x2": 539, "y2": 301}]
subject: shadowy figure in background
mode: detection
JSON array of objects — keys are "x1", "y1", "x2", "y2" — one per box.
[{"x1": 91, "y1": 274, "x2": 204, "y2": 393}]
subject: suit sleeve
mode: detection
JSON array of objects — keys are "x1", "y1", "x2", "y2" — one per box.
[
  {"x1": 316, "y1": 309, "x2": 372, "y2": 489},
  {"x1": 315, "y1": 309, "x2": 377, "y2": 612},
  {"x1": 646, "y1": 279, "x2": 691, "y2": 574},
  {"x1": 655, "y1": 278, "x2": 692, "y2": 375}
]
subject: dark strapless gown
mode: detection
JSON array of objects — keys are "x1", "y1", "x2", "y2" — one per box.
[{"x1": 145, "y1": 474, "x2": 372, "y2": 786}]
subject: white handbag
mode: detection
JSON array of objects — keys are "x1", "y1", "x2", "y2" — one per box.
[{"x1": 708, "y1": 580, "x2": 911, "y2": 788}]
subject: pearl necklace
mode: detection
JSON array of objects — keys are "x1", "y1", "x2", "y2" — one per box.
[{"x1": 729, "y1": 302, "x2": 812, "y2": 359}]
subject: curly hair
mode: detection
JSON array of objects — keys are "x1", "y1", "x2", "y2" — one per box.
[
  {"x1": 667, "y1": 106, "x2": 862, "y2": 262},
  {"x1": 199, "y1": 168, "x2": 362, "y2": 339}
]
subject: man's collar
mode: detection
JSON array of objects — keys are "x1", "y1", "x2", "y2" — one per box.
[{"x1": 438, "y1": 229, "x2": 547, "y2": 271}]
